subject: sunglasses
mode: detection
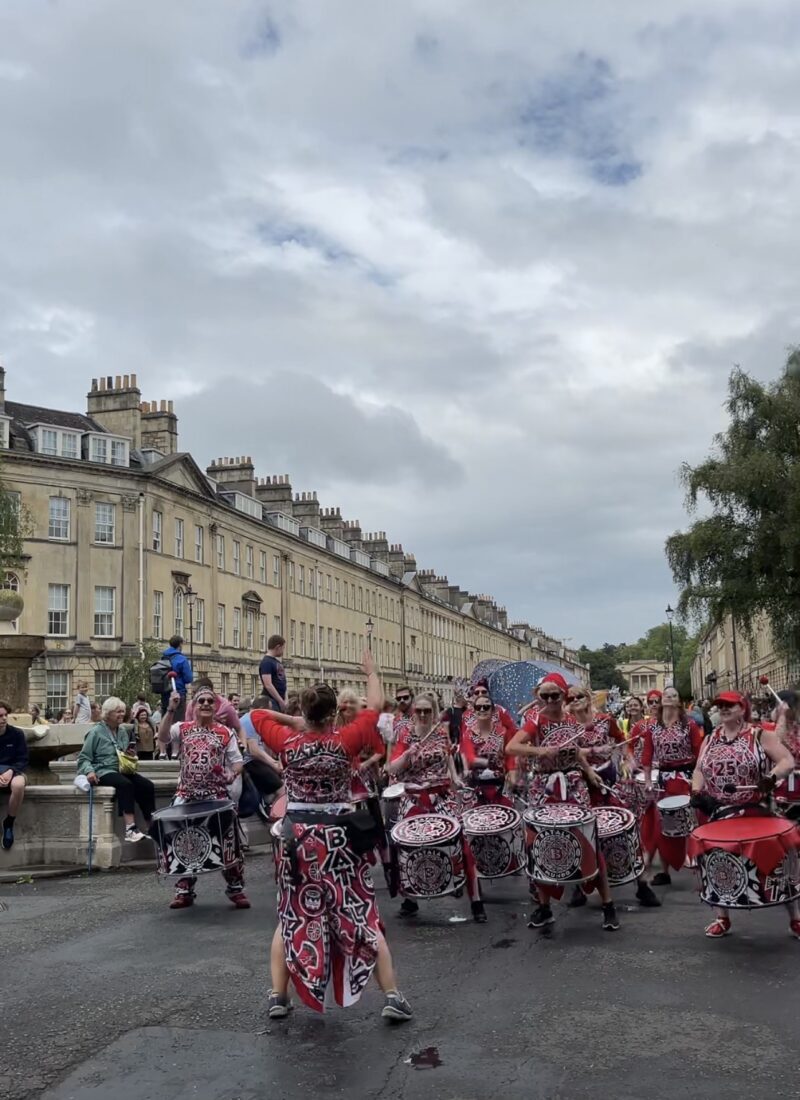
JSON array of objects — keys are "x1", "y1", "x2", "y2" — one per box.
[
  {"x1": 474, "y1": 703, "x2": 492, "y2": 713},
  {"x1": 567, "y1": 696, "x2": 587, "y2": 704},
  {"x1": 396, "y1": 695, "x2": 411, "y2": 703},
  {"x1": 414, "y1": 707, "x2": 433, "y2": 716},
  {"x1": 538, "y1": 692, "x2": 562, "y2": 702},
  {"x1": 196, "y1": 696, "x2": 215, "y2": 706},
  {"x1": 716, "y1": 702, "x2": 738, "y2": 710}
]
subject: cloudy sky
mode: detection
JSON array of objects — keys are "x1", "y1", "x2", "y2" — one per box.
[{"x1": 2, "y1": 1, "x2": 799, "y2": 647}]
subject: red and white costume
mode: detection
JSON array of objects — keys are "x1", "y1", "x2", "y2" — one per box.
[
  {"x1": 250, "y1": 709, "x2": 386, "y2": 1014},
  {"x1": 459, "y1": 706, "x2": 517, "y2": 806},
  {"x1": 522, "y1": 710, "x2": 589, "y2": 808},
  {"x1": 640, "y1": 716, "x2": 704, "y2": 870}
]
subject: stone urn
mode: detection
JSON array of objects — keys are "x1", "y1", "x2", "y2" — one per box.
[{"x1": 0, "y1": 590, "x2": 23, "y2": 621}]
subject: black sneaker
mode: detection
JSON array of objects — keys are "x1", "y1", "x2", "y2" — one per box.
[
  {"x1": 602, "y1": 903, "x2": 620, "y2": 931},
  {"x1": 2, "y1": 821, "x2": 14, "y2": 851},
  {"x1": 567, "y1": 885, "x2": 587, "y2": 908},
  {"x1": 267, "y1": 991, "x2": 292, "y2": 1019},
  {"x1": 471, "y1": 900, "x2": 488, "y2": 923},
  {"x1": 636, "y1": 882, "x2": 662, "y2": 908},
  {"x1": 527, "y1": 904, "x2": 555, "y2": 929},
  {"x1": 651, "y1": 871, "x2": 672, "y2": 886},
  {"x1": 399, "y1": 899, "x2": 419, "y2": 917},
  {"x1": 381, "y1": 991, "x2": 413, "y2": 1022}
]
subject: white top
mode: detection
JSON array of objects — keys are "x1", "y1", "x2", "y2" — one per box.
[
  {"x1": 73, "y1": 693, "x2": 92, "y2": 723},
  {"x1": 378, "y1": 712, "x2": 396, "y2": 746}
]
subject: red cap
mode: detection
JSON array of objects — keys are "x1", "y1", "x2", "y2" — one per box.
[
  {"x1": 538, "y1": 673, "x2": 569, "y2": 696},
  {"x1": 713, "y1": 691, "x2": 750, "y2": 719}
]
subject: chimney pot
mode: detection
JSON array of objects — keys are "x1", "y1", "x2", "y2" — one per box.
[
  {"x1": 131, "y1": 373, "x2": 137, "y2": 388},
  {"x1": 123, "y1": 374, "x2": 129, "y2": 388},
  {"x1": 115, "y1": 375, "x2": 122, "y2": 389}
]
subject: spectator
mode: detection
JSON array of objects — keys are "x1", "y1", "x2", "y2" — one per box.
[
  {"x1": 72, "y1": 680, "x2": 93, "y2": 724},
  {"x1": 90, "y1": 701, "x2": 101, "y2": 723},
  {"x1": 0, "y1": 700, "x2": 28, "y2": 850},
  {"x1": 55, "y1": 709, "x2": 71, "y2": 724},
  {"x1": 377, "y1": 698, "x2": 396, "y2": 746},
  {"x1": 75, "y1": 696, "x2": 155, "y2": 842},
  {"x1": 129, "y1": 706, "x2": 157, "y2": 760},
  {"x1": 227, "y1": 693, "x2": 241, "y2": 710},
  {"x1": 134, "y1": 692, "x2": 153, "y2": 717},
  {"x1": 159, "y1": 635, "x2": 193, "y2": 722},
  {"x1": 258, "y1": 635, "x2": 287, "y2": 711},
  {"x1": 29, "y1": 704, "x2": 47, "y2": 727}
]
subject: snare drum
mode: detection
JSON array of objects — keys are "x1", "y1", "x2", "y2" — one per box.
[
  {"x1": 657, "y1": 795, "x2": 696, "y2": 838},
  {"x1": 523, "y1": 803, "x2": 598, "y2": 885},
  {"x1": 390, "y1": 813, "x2": 465, "y2": 898},
  {"x1": 150, "y1": 799, "x2": 240, "y2": 877},
  {"x1": 593, "y1": 805, "x2": 644, "y2": 886},
  {"x1": 462, "y1": 804, "x2": 525, "y2": 879},
  {"x1": 689, "y1": 816, "x2": 800, "y2": 909},
  {"x1": 382, "y1": 783, "x2": 405, "y2": 829}
]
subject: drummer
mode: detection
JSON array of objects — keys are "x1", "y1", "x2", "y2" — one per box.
[
  {"x1": 157, "y1": 687, "x2": 248, "y2": 910},
  {"x1": 387, "y1": 692, "x2": 486, "y2": 922},
  {"x1": 249, "y1": 652, "x2": 413, "y2": 1022},
  {"x1": 640, "y1": 686, "x2": 704, "y2": 886},
  {"x1": 689, "y1": 691, "x2": 799, "y2": 939},
  {"x1": 566, "y1": 687, "x2": 660, "y2": 909},
  {"x1": 459, "y1": 688, "x2": 517, "y2": 805},
  {"x1": 773, "y1": 690, "x2": 800, "y2": 821},
  {"x1": 507, "y1": 673, "x2": 621, "y2": 932}
]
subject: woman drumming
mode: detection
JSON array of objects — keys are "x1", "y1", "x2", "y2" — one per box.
[
  {"x1": 773, "y1": 690, "x2": 800, "y2": 821},
  {"x1": 507, "y1": 673, "x2": 621, "y2": 932},
  {"x1": 459, "y1": 690, "x2": 517, "y2": 806},
  {"x1": 690, "y1": 691, "x2": 799, "y2": 939},
  {"x1": 387, "y1": 693, "x2": 486, "y2": 923},
  {"x1": 250, "y1": 653, "x2": 413, "y2": 1022},
  {"x1": 641, "y1": 686, "x2": 704, "y2": 885},
  {"x1": 566, "y1": 687, "x2": 660, "y2": 908}
]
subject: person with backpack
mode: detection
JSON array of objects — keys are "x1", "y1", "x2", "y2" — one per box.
[{"x1": 151, "y1": 635, "x2": 193, "y2": 722}]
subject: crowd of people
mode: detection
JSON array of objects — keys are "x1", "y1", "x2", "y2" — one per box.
[{"x1": 2, "y1": 634, "x2": 799, "y2": 1026}]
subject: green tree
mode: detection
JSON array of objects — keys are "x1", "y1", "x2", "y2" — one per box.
[
  {"x1": 0, "y1": 455, "x2": 33, "y2": 616},
  {"x1": 114, "y1": 640, "x2": 161, "y2": 707},
  {"x1": 577, "y1": 643, "x2": 629, "y2": 691},
  {"x1": 666, "y1": 355, "x2": 800, "y2": 657}
]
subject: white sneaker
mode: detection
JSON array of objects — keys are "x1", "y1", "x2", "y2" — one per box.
[{"x1": 125, "y1": 826, "x2": 146, "y2": 842}]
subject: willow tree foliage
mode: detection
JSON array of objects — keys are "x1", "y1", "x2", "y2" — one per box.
[{"x1": 666, "y1": 354, "x2": 800, "y2": 655}]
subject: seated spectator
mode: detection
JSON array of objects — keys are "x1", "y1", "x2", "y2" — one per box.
[
  {"x1": 29, "y1": 704, "x2": 47, "y2": 726},
  {"x1": 0, "y1": 701, "x2": 28, "y2": 850},
  {"x1": 72, "y1": 680, "x2": 93, "y2": 724},
  {"x1": 76, "y1": 696, "x2": 155, "y2": 842}
]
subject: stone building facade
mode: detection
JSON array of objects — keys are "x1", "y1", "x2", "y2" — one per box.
[
  {"x1": 690, "y1": 612, "x2": 800, "y2": 700},
  {"x1": 0, "y1": 368, "x2": 587, "y2": 712}
]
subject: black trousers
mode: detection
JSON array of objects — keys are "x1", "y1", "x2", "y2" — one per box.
[
  {"x1": 244, "y1": 759, "x2": 283, "y2": 798},
  {"x1": 97, "y1": 771, "x2": 156, "y2": 818}
]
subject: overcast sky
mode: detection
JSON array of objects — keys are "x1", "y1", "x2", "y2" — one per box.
[{"x1": 2, "y1": 1, "x2": 799, "y2": 647}]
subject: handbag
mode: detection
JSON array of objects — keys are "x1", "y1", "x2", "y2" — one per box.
[{"x1": 117, "y1": 750, "x2": 139, "y2": 775}]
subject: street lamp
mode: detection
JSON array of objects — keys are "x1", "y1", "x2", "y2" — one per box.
[
  {"x1": 366, "y1": 617, "x2": 374, "y2": 653},
  {"x1": 181, "y1": 582, "x2": 196, "y2": 665},
  {"x1": 665, "y1": 604, "x2": 676, "y2": 688}
]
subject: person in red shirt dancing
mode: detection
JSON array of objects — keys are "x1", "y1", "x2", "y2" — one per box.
[
  {"x1": 640, "y1": 686, "x2": 704, "y2": 885},
  {"x1": 507, "y1": 673, "x2": 621, "y2": 932},
  {"x1": 249, "y1": 653, "x2": 412, "y2": 1023},
  {"x1": 689, "y1": 691, "x2": 799, "y2": 939},
  {"x1": 388, "y1": 693, "x2": 486, "y2": 923}
]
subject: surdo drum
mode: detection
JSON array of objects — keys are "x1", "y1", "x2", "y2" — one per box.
[
  {"x1": 689, "y1": 816, "x2": 800, "y2": 909},
  {"x1": 593, "y1": 805, "x2": 645, "y2": 886},
  {"x1": 151, "y1": 799, "x2": 240, "y2": 877},
  {"x1": 390, "y1": 813, "x2": 465, "y2": 898},
  {"x1": 462, "y1": 804, "x2": 525, "y2": 880},
  {"x1": 523, "y1": 803, "x2": 599, "y2": 885},
  {"x1": 657, "y1": 794, "x2": 696, "y2": 838}
]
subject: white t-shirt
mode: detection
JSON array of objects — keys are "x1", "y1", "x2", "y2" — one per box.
[
  {"x1": 378, "y1": 712, "x2": 396, "y2": 746},
  {"x1": 73, "y1": 693, "x2": 92, "y2": 724}
]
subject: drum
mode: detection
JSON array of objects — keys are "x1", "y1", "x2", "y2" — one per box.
[
  {"x1": 657, "y1": 794, "x2": 696, "y2": 838},
  {"x1": 689, "y1": 816, "x2": 800, "y2": 909},
  {"x1": 390, "y1": 813, "x2": 465, "y2": 898},
  {"x1": 382, "y1": 783, "x2": 406, "y2": 829},
  {"x1": 593, "y1": 805, "x2": 645, "y2": 886},
  {"x1": 776, "y1": 771, "x2": 800, "y2": 818},
  {"x1": 523, "y1": 803, "x2": 599, "y2": 885},
  {"x1": 462, "y1": 804, "x2": 525, "y2": 879},
  {"x1": 150, "y1": 799, "x2": 240, "y2": 877}
]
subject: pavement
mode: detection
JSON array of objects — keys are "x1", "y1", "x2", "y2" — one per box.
[{"x1": 1, "y1": 852, "x2": 798, "y2": 1100}]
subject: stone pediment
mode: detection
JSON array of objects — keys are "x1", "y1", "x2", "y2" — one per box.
[{"x1": 149, "y1": 453, "x2": 217, "y2": 499}]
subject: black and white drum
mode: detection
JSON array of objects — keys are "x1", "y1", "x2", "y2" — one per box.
[
  {"x1": 593, "y1": 805, "x2": 645, "y2": 886},
  {"x1": 657, "y1": 794, "x2": 696, "y2": 838},
  {"x1": 390, "y1": 813, "x2": 465, "y2": 898},
  {"x1": 150, "y1": 799, "x2": 240, "y2": 877},
  {"x1": 462, "y1": 804, "x2": 525, "y2": 880},
  {"x1": 523, "y1": 803, "x2": 599, "y2": 885},
  {"x1": 382, "y1": 782, "x2": 406, "y2": 829}
]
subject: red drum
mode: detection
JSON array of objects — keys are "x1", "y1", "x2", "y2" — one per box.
[
  {"x1": 689, "y1": 816, "x2": 800, "y2": 909},
  {"x1": 462, "y1": 804, "x2": 524, "y2": 880},
  {"x1": 523, "y1": 803, "x2": 598, "y2": 885},
  {"x1": 391, "y1": 814, "x2": 466, "y2": 899},
  {"x1": 657, "y1": 794, "x2": 696, "y2": 838},
  {"x1": 593, "y1": 805, "x2": 644, "y2": 886}
]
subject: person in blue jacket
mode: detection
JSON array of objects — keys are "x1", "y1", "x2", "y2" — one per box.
[{"x1": 161, "y1": 635, "x2": 193, "y2": 721}]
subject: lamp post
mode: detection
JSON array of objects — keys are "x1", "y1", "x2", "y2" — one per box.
[
  {"x1": 665, "y1": 604, "x2": 676, "y2": 688},
  {"x1": 366, "y1": 617, "x2": 374, "y2": 653},
  {"x1": 184, "y1": 583, "x2": 196, "y2": 665}
]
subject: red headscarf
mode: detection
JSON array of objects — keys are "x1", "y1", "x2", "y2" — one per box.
[{"x1": 537, "y1": 673, "x2": 569, "y2": 697}]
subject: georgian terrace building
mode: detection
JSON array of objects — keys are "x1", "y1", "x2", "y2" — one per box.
[{"x1": 0, "y1": 369, "x2": 587, "y2": 713}]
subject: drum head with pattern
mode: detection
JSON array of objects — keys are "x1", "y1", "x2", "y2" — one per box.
[
  {"x1": 594, "y1": 805, "x2": 636, "y2": 838},
  {"x1": 462, "y1": 805, "x2": 521, "y2": 835},
  {"x1": 524, "y1": 803, "x2": 593, "y2": 827},
  {"x1": 392, "y1": 813, "x2": 461, "y2": 846}
]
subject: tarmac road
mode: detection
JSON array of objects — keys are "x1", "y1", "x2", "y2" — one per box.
[{"x1": 1, "y1": 854, "x2": 797, "y2": 1100}]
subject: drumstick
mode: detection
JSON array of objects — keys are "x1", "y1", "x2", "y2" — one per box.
[
  {"x1": 759, "y1": 674, "x2": 783, "y2": 706},
  {"x1": 722, "y1": 782, "x2": 760, "y2": 794}
]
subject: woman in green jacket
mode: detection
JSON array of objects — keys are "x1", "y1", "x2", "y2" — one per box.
[{"x1": 76, "y1": 696, "x2": 156, "y2": 842}]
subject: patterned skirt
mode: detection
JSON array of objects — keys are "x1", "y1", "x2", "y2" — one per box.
[{"x1": 275, "y1": 821, "x2": 381, "y2": 1013}]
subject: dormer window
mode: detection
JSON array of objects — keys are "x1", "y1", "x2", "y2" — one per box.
[
  {"x1": 0, "y1": 416, "x2": 9, "y2": 448},
  {"x1": 32, "y1": 425, "x2": 80, "y2": 458},
  {"x1": 85, "y1": 433, "x2": 130, "y2": 467}
]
